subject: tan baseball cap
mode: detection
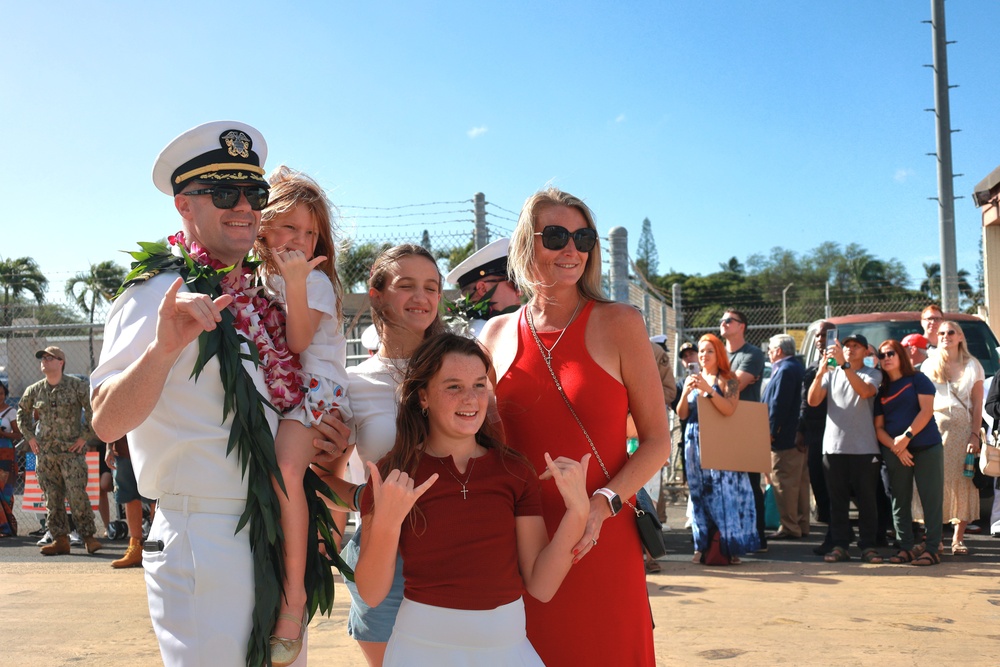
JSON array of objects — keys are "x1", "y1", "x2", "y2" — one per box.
[{"x1": 35, "y1": 346, "x2": 65, "y2": 361}]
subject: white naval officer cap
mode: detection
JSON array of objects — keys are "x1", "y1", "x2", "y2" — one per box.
[
  {"x1": 445, "y1": 238, "x2": 510, "y2": 289},
  {"x1": 152, "y1": 120, "x2": 268, "y2": 195}
]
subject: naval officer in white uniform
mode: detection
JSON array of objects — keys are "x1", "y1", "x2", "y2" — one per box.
[
  {"x1": 91, "y1": 121, "x2": 318, "y2": 667},
  {"x1": 444, "y1": 238, "x2": 521, "y2": 338}
]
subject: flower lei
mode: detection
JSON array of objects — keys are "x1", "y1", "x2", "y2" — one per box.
[{"x1": 118, "y1": 232, "x2": 353, "y2": 667}]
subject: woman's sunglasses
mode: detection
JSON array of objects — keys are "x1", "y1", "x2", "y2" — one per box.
[
  {"x1": 534, "y1": 225, "x2": 599, "y2": 252},
  {"x1": 876, "y1": 350, "x2": 896, "y2": 360},
  {"x1": 182, "y1": 184, "x2": 269, "y2": 211}
]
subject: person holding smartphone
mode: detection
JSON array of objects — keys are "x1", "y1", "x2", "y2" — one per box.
[{"x1": 807, "y1": 334, "x2": 884, "y2": 564}]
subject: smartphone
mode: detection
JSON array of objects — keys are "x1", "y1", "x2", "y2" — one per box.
[
  {"x1": 686, "y1": 362, "x2": 701, "y2": 375},
  {"x1": 825, "y1": 327, "x2": 839, "y2": 367}
]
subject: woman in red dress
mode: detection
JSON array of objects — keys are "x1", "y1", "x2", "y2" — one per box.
[{"x1": 482, "y1": 187, "x2": 669, "y2": 666}]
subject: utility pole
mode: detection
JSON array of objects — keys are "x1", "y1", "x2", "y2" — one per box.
[
  {"x1": 927, "y1": 0, "x2": 960, "y2": 312},
  {"x1": 473, "y1": 192, "x2": 487, "y2": 250}
]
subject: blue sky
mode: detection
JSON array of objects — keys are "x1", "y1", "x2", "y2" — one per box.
[{"x1": 5, "y1": 2, "x2": 1000, "y2": 299}]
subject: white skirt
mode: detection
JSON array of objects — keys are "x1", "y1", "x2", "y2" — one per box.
[{"x1": 384, "y1": 597, "x2": 543, "y2": 667}]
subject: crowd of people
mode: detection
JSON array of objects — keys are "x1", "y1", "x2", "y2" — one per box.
[{"x1": 665, "y1": 303, "x2": 996, "y2": 571}]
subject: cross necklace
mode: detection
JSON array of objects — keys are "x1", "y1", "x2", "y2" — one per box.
[
  {"x1": 526, "y1": 298, "x2": 584, "y2": 363},
  {"x1": 439, "y1": 455, "x2": 477, "y2": 500}
]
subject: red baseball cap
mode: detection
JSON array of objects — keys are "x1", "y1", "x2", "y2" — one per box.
[{"x1": 901, "y1": 333, "x2": 928, "y2": 350}]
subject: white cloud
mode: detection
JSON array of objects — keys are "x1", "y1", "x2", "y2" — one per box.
[
  {"x1": 467, "y1": 126, "x2": 488, "y2": 139},
  {"x1": 894, "y1": 168, "x2": 915, "y2": 183},
  {"x1": 615, "y1": 113, "x2": 626, "y2": 123}
]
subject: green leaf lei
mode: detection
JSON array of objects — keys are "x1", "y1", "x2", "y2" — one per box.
[
  {"x1": 441, "y1": 284, "x2": 519, "y2": 336},
  {"x1": 119, "y1": 239, "x2": 354, "y2": 667}
]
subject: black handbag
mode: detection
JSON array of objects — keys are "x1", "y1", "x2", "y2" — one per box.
[{"x1": 635, "y1": 488, "x2": 667, "y2": 558}]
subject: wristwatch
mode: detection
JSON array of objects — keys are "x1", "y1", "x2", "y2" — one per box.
[
  {"x1": 593, "y1": 487, "x2": 622, "y2": 516},
  {"x1": 904, "y1": 429, "x2": 914, "y2": 439},
  {"x1": 841, "y1": 361, "x2": 851, "y2": 370}
]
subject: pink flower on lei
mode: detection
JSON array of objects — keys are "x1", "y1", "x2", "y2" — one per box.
[{"x1": 169, "y1": 232, "x2": 305, "y2": 411}]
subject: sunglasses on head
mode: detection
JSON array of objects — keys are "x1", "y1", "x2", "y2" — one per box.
[
  {"x1": 183, "y1": 184, "x2": 269, "y2": 211},
  {"x1": 534, "y1": 225, "x2": 598, "y2": 252},
  {"x1": 877, "y1": 350, "x2": 896, "y2": 360}
]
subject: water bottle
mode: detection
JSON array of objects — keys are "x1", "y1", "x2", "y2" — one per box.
[{"x1": 963, "y1": 452, "x2": 976, "y2": 478}]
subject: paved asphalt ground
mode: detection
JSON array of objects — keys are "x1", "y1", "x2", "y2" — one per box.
[{"x1": 5, "y1": 498, "x2": 1000, "y2": 666}]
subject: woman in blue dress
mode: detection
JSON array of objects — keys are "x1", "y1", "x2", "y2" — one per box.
[{"x1": 676, "y1": 334, "x2": 759, "y2": 564}]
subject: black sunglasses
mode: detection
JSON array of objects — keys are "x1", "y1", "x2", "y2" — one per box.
[
  {"x1": 183, "y1": 184, "x2": 269, "y2": 211},
  {"x1": 534, "y1": 225, "x2": 598, "y2": 252},
  {"x1": 877, "y1": 350, "x2": 896, "y2": 360},
  {"x1": 720, "y1": 317, "x2": 743, "y2": 325}
]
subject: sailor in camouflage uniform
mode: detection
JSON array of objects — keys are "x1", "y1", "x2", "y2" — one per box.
[{"x1": 16, "y1": 346, "x2": 101, "y2": 555}]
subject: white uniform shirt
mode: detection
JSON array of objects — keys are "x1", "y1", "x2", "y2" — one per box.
[{"x1": 92, "y1": 272, "x2": 278, "y2": 501}]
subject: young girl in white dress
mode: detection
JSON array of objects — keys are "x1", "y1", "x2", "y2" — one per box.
[
  {"x1": 256, "y1": 166, "x2": 352, "y2": 666},
  {"x1": 355, "y1": 333, "x2": 590, "y2": 666}
]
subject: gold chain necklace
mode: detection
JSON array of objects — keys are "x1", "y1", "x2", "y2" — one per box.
[
  {"x1": 438, "y1": 455, "x2": 478, "y2": 500},
  {"x1": 525, "y1": 299, "x2": 584, "y2": 363}
]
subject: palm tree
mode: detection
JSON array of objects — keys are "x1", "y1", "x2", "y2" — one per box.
[
  {"x1": 65, "y1": 260, "x2": 127, "y2": 370},
  {"x1": 718, "y1": 257, "x2": 745, "y2": 275},
  {"x1": 920, "y1": 262, "x2": 974, "y2": 303},
  {"x1": 0, "y1": 256, "x2": 48, "y2": 327}
]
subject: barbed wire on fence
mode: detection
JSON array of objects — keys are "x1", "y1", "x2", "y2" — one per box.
[{"x1": 484, "y1": 201, "x2": 520, "y2": 217}]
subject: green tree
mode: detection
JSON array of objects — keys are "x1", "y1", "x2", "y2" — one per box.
[
  {"x1": 436, "y1": 239, "x2": 475, "y2": 273},
  {"x1": 920, "y1": 262, "x2": 975, "y2": 308},
  {"x1": 66, "y1": 260, "x2": 128, "y2": 370},
  {"x1": 718, "y1": 257, "x2": 745, "y2": 275},
  {"x1": 420, "y1": 229, "x2": 432, "y2": 253},
  {"x1": 337, "y1": 241, "x2": 393, "y2": 292},
  {"x1": 0, "y1": 256, "x2": 48, "y2": 327},
  {"x1": 635, "y1": 217, "x2": 659, "y2": 279}
]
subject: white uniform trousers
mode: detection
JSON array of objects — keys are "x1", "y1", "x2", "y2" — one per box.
[{"x1": 143, "y1": 502, "x2": 307, "y2": 666}]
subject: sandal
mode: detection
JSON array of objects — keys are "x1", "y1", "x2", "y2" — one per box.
[
  {"x1": 912, "y1": 550, "x2": 941, "y2": 566},
  {"x1": 645, "y1": 559, "x2": 662, "y2": 574},
  {"x1": 951, "y1": 541, "x2": 969, "y2": 555},
  {"x1": 861, "y1": 549, "x2": 884, "y2": 564},
  {"x1": 888, "y1": 549, "x2": 915, "y2": 564},
  {"x1": 823, "y1": 546, "x2": 850, "y2": 563}
]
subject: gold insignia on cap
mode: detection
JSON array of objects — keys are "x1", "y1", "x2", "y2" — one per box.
[{"x1": 220, "y1": 130, "x2": 251, "y2": 158}]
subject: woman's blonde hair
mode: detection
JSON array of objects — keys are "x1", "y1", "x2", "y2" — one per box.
[
  {"x1": 507, "y1": 187, "x2": 611, "y2": 304},
  {"x1": 926, "y1": 320, "x2": 973, "y2": 383},
  {"x1": 255, "y1": 165, "x2": 344, "y2": 321}
]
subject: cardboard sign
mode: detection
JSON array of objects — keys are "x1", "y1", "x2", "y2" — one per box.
[{"x1": 696, "y1": 396, "x2": 771, "y2": 474}]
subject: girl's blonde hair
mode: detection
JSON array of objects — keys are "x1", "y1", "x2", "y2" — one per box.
[
  {"x1": 256, "y1": 165, "x2": 344, "y2": 321},
  {"x1": 926, "y1": 320, "x2": 973, "y2": 383}
]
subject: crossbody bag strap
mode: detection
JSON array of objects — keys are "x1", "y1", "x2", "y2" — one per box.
[{"x1": 526, "y1": 313, "x2": 640, "y2": 517}]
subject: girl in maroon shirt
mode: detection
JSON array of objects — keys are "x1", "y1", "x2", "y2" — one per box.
[{"x1": 355, "y1": 333, "x2": 590, "y2": 666}]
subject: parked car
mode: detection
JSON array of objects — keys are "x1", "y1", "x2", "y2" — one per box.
[{"x1": 799, "y1": 312, "x2": 1000, "y2": 377}]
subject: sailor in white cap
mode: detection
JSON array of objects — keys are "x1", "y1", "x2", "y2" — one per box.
[
  {"x1": 90, "y1": 121, "x2": 313, "y2": 667},
  {"x1": 444, "y1": 238, "x2": 522, "y2": 338}
]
